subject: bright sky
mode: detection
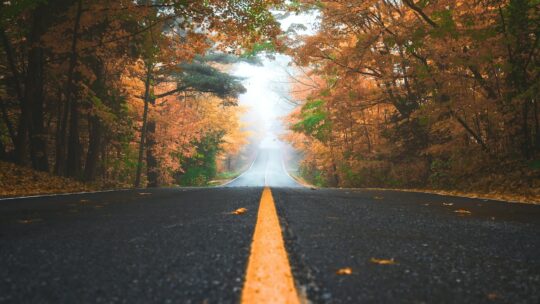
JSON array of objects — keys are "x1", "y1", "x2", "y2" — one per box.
[{"x1": 232, "y1": 10, "x2": 319, "y2": 148}]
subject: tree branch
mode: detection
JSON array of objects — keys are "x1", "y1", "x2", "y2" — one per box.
[{"x1": 402, "y1": 0, "x2": 439, "y2": 28}]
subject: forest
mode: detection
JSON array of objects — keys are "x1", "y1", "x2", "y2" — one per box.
[
  {"x1": 0, "y1": 0, "x2": 280, "y2": 189},
  {"x1": 1, "y1": 0, "x2": 539, "y2": 197},
  {"x1": 285, "y1": 0, "x2": 539, "y2": 197}
]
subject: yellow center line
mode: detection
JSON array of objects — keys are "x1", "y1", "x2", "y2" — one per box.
[{"x1": 241, "y1": 187, "x2": 301, "y2": 304}]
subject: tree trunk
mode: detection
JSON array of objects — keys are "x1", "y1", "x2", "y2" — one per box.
[
  {"x1": 0, "y1": 136, "x2": 5, "y2": 160},
  {"x1": 56, "y1": 0, "x2": 83, "y2": 176},
  {"x1": 521, "y1": 100, "x2": 531, "y2": 159},
  {"x1": 506, "y1": 0, "x2": 532, "y2": 159},
  {"x1": 66, "y1": 99, "x2": 82, "y2": 178},
  {"x1": 26, "y1": 20, "x2": 49, "y2": 172},
  {"x1": 0, "y1": 29, "x2": 26, "y2": 163},
  {"x1": 534, "y1": 99, "x2": 539, "y2": 152},
  {"x1": 449, "y1": 109, "x2": 490, "y2": 153},
  {"x1": 146, "y1": 119, "x2": 159, "y2": 188},
  {"x1": 134, "y1": 63, "x2": 153, "y2": 187},
  {"x1": 84, "y1": 115, "x2": 102, "y2": 181},
  {"x1": 0, "y1": 97, "x2": 16, "y2": 147}
]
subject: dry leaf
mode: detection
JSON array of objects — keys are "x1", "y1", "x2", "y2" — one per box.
[
  {"x1": 232, "y1": 207, "x2": 248, "y2": 215},
  {"x1": 487, "y1": 292, "x2": 499, "y2": 300},
  {"x1": 370, "y1": 258, "x2": 397, "y2": 265},
  {"x1": 454, "y1": 209, "x2": 472, "y2": 215},
  {"x1": 138, "y1": 192, "x2": 152, "y2": 195},
  {"x1": 17, "y1": 218, "x2": 42, "y2": 224},
  {"x1": 442, "y1": 203, "x2": 453, "y2": 206},
  {"x1": 336, "y1": 267, "x2": 353, "y2": 275}
]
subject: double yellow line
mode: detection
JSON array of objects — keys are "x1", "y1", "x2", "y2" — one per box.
[{"x1": 241, "y1": 187, "x2": 301, "y2": 304}]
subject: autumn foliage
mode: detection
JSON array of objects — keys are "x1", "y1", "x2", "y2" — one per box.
[
  {"x1": 285, "y1": 0, "x2": 539, "y2": 196},
  {"x1": 0, "y1": 0, "x2": 279, "y2": 188}
]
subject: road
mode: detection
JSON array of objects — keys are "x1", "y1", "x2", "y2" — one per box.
[{"x1": 1, "y1": 143, "x2": 540, "y2": 303}]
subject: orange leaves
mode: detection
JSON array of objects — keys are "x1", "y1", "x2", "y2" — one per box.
[
  {"x1": 283, "y1": 0, "x2": 539, "y2": 200},
  {"x1": 454, "y1": 209, "x2": 472, "y2": 215},
  {"x1": 370, "y1": 258, "x2": 397, "y2": 265},
  {"x1": 232, "y1": 208, "x2": 248, "y2": 215},
  {"x1": 335, "y1": 257, "x2": 397, "y2": 276},
  {"x1": 0, "y1": 161, "x2": 95, "y2": 198},
  {"x1": 336, "y1": 267, "x2": 353, "y2": 275}
]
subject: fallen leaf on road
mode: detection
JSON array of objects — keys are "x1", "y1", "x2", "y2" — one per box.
[
  {"x1": 487, "y1": 292, "x2": 500, "y2": 300},
  {"x1": 231, "y1": 208, "x2": 248, "y2": 215},
  {"x1": 336, "y1": 267, "x2": 352, "y2": 275},
  {"x1": 138, "y1": 192, "x2": 152, "y2": 195},
  {"x1": 373, "y1": 196, "x2": 384, "y2": 200},
  {"x1": 370, "y1": 258, "x2": 397, "y2": 265},
  {"x1": 454, "y1": 209, "x2": 472, "y2": 215},
  {"x1": 442, "y1": 203, "x2": 453, "y2": 206},
  {"x1": 80, "y1": 199, "x2": 90, "y2": 203}
]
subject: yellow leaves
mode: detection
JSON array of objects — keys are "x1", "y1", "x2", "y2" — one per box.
[
  {"x1": 138, "y1": 192, "x2": 152, "y2": 196},
  {"x1": 336, "y1": 267, "x2": 353, "y2": 275},
  {"x1": 370, "y1": 258, "x2": 397, "y2": 265},
  {"x1": 336, "y1": 258, "x2": 397, "y2": 276},
  {"x1": 232, "y1": 207, "x2": 248, "y2": 215},
  {"x1": 454, "y1": 209, "x2": 472, "y2": 215}
]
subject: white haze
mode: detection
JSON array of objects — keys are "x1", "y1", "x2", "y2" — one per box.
[{"x1": 231, "y1": 10, "x2": 319, "y2": 170}]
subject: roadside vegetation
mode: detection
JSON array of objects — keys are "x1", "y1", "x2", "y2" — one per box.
[
  {"x1": 0, "y1": 1, "x2": 280, "y2": 191},
  {"x1": 284, "y1": 0, "x2": 540, "y2": 200}
]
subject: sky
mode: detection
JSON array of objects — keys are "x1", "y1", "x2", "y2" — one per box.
[{"x1": 231, "y1": 10, "x2": 319, "y2": 154}]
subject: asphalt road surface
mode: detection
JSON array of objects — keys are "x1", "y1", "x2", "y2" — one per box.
[{"x1": 1, "y1": 144, "x2": 539, "y2": 303}]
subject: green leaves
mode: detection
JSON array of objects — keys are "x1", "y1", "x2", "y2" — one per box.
[
  {"x1": 243, "y1": 40, "x2": 276, "y2": 57},
  {"x1": 429, "y1": 9, "x2": 457, "y2": 38},
  {"x1": 177, "y1": 62, "x2": 246, "y2": 100},
  {"x1": 0, "y1": 0, "x2": 45, "y2": 26},
  {"x1": 293, "y1": 99, "x2": 331, "y2": 142}
]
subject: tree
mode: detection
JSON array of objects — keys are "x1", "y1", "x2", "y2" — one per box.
[
  {"x1": 1, "y1": 0, "x2": 280, "y2": 188},
  {"x1": 286, "y1": 0, "x2": 539, "y2": 191}
]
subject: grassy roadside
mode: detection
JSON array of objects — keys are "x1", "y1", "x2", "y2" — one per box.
[
  {"x1": 207, "y1": 171, "x2": 242, "y2": 186},
  {"x1": 289, "y1": 168, "x2": 540, "y2": 205},
  {"x1": 0, "y1": 160, "x2": 244, "y2": 198}
]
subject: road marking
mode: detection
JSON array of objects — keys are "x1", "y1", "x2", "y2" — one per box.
[
  {"x1": 242, "y1": 187, "x2": 300, "y2": 304},
  {"x1": 280, "y1": 154, "x2": 305, "y2": 188},
  {"x1": 220, "y1": 152, "x2": 259, "y2": 187},
  {"x1": 0, "y1": 188, "x2": 133, "y2": 201}
]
